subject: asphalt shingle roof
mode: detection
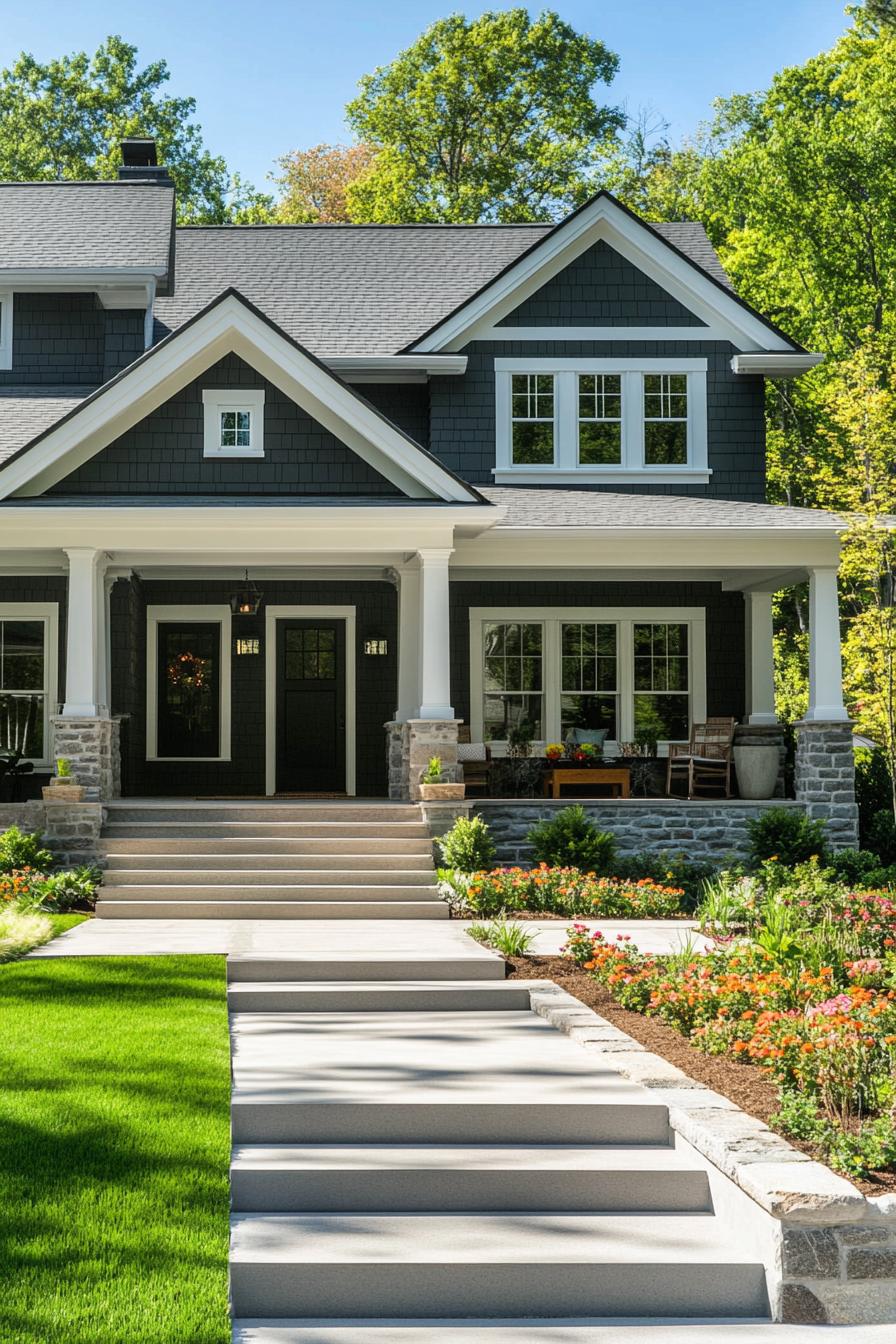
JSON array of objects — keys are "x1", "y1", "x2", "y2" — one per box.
[
  {"x1": 153, "y1": 220, "x2": 731, "y2": 357},
  {"x1": 0, "y1": 182, "x2": 174, "y2": 273},
  {"x1": 0, "y1": 387, "x2": 93, "y2": 464},
  {"x1": 482, "y1": 486, "x2": 843, "y2": 531}
]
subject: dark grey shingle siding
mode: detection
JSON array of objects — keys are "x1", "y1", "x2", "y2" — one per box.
[
  {"x1": 0, "y1": 294, "x2": 104, "y2": 387},
  {"x1": 48, "y1": 353, "x2": 401, "y2": 496},
  {"x1": 430, "y1": 340, "x2": 766, "y2": 502},
  {"x1": 498, "y1": 241, "x2": 704, "y2": 327}
]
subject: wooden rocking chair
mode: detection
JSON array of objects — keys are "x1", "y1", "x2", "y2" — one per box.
[{"x1": 666, "y1": 716, "x2": 736, "y2": 799}]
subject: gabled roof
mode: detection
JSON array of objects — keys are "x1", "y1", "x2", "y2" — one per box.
[
  {"x1": 0, "y1": 181, "x2": 174, "y2": 278},
  {"x1": 153, "y1": 217, "x2": 733, "y2": 358},
  {"x1": 0, "y1": 289, "x2": 483, "y2": 504},
  {"x1": 406, "y1": 192, "x2": 803, "y2": 356}
]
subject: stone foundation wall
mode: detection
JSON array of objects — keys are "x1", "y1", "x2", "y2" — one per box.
[
  {"x1": 0, "y1": 800, "x2": 105, "y2": 865},
  {"x1": 794, "y1": 720, "x2": 859, "y2": 851},
  {"x1": 50, "y1": 716, "x2": 121, "y2": 802},
  {"x1": 473, "y1": 798, "x2": 810, "y2": 864}
]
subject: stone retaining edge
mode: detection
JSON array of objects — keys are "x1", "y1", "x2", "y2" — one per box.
[{"x1": 527, "y1": 979, "x2": 896, "y2": 1326}]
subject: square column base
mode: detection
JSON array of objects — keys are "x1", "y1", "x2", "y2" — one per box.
[
  {"x1": 385, "y1": 719, "x2": 461, "y2": 801},
  {"x1": 50, "y1": 716, "x2": 121, "y2": 802},
  {"x1": 794, "y1": 719, "x2": 858, "y2": 850}
]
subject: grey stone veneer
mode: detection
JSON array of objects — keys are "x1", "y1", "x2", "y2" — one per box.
[
  {"x1": 473, "y1": 798, "x2": 809, "y2": 864},
  {"x1": 387, "y1": 719, "x2": 460, "y2": 800},
  {"x1": 0, "y1": 801, "x2": 105, "y2": 866},
  {"x1": 795, "y1": 720, "x2": 860, "y2": 850},
  {"x1": 50, "y1": 717, "x2": 121, "y2": 803}
]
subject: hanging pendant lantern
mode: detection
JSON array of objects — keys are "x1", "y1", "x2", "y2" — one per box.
[{"x1": 229, "y1": 569, "x2": 263, "y2": 616}]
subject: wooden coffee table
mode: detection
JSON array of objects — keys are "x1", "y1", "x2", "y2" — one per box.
[{"x1": 542, "y1": 767, "x2": 631, "y2": 799}]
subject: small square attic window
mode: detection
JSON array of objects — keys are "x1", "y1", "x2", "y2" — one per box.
[{"x1": 202, "y1": 388, "x2": 265, "y2": 458}]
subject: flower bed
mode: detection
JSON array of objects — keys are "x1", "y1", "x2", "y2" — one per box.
[
  {"x1": 441, "y1": 863, "x2": 686, "y2": 918},
  {"x1": 555, "y1": 861, "x2": 896, "y2": 1180},
  {"x1": 0, "y1": 826, "x2": 100, "y2": 913}
]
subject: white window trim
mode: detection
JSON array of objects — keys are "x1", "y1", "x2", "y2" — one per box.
[
  {"x1": 495, "y1": 358, "x2": 709, "y2": 484},
  {"x1": 264, "y1": 605, "x2": 356, "y2": 797},
  {"x1": 0, "y1": 290, "x2": 12, "y2": 371},
  {"x1": 469, "y1": 606, "x2": 707, "y2": 756},
  {"x1": 202, "y1": 388, "x2": 265, "y2": 459},
  {"x1": 0, "y1": 602, "x2": 58, "y2": 767},
  {"x1": 146, "y1": 605, "x2": 232, "y2": 761}
]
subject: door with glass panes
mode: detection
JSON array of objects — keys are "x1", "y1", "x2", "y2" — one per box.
[{"x1": 276, "y1": 620, "x2": 346, "y2": 793}]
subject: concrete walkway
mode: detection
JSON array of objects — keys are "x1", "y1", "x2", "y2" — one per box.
[{"x1": 31, "y1": 916, "x2": 707, "y2": 957}]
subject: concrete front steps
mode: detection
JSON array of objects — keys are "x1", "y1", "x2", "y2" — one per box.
[
  {"x1": 229, "y1": 954, "x2": 771, "y2": 1338},
  {"x1": 95, "y1": 802, "x2": 446, "y2": 920}
]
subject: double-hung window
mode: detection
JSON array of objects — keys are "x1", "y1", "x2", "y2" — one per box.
[
  {"x1": 0, "y1": 605, "x2": 58, "y2": 766},
  {"x1": 496, "y1": 358, "x2": 707, "y2": 483},
  {"x1": 471, "y1": 608, "x2": 706, "y2": 753}
]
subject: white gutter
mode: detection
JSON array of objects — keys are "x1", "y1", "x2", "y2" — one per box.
[{"x1": 730, "y1": 353, "x2": 824, "y2": 377}]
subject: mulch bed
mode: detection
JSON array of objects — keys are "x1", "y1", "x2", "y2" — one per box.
[{"x1": 505, "y1": 953, "x2": 896, "y2": 1196}]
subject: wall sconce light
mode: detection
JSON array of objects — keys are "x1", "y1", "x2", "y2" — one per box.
[
  {"x1": 234, "y1": 637, "x2": 261, "y2": 656},
  {"x1": 363, "y1": 636, "x2": 389, "y2": 656},
  {"x1": 229, "y1": 569, "x2": 263, "y2": 616}
]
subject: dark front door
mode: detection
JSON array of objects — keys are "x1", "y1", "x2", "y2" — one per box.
[{"x1": 276, "y1": 619, "x2": 346, "y2": 793}]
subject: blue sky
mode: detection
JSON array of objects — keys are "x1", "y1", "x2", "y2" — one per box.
[{"x1": 2, "y1": 0, "x2": 851, "y2": 190}]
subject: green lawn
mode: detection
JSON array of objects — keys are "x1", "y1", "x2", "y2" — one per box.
[
  {"x1": 47, "y1": 912, "x2": 90, "y2": 937},
  {"x1": 0, "y1": 956, "x2": 231, "y2": 1344}
]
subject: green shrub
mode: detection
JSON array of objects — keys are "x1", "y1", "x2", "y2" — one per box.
[
  {"x1": 866, "y1": 808, "x2": 896, "y2": 866},
  {"x1": 611, "y1": 851, "x2": 718, "y2": 913},
  {"x1": 33, "y1": 866, "x2": 101, "y2": 913},
  {"x1": 746, "y1": 807, "x2": 828, "y2": 868},
  {"x1": 0, "y1": 826, "x2": 54, "y2": 874},
  {"x1": 828, "y1": 847, "x2": 889, "y2": 887},
  {"x1": 437, "y1": 815, "x2": 496, "y2": 873},
  {"x1": 855, "y1": 748, "x2": 895, "y2": 845},
  {"x1": 527, "y1": 805, "x2": 617, "y2": 872}
]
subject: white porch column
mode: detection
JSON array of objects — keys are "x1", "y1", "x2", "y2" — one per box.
[
  {"x1": 62, "y1": 548, "x2": 108, "y2": 716},
  {"x1": 805, "y1": 566, "x2": 849, "y2": 721},
  {"x1": 395, "y1": 559, "x2": 422, "y2": 722},
  {"x1": 416, "y1": 547, "x2": 454, "y2": 719},
  {"x1": 745, "y1": 590, "x2": 777, "y2": 724}
]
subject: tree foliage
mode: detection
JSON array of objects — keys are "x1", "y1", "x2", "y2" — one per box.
[
  {"x1": 275, "y1": 143, "x2": 378, "y2": 223},
  {"x1": 0, "y1": 35, "x2": 273, "y2": 223},
  {"x1": 344, "y1": 9, "x2": 623, "y2": 223}
]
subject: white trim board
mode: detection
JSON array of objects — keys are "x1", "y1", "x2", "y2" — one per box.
[
  {"x1": 0, "y1": 602, "x2": 58, "y2": 768},
  {"x1": 468, "y1": 605, "x2": 707, "y2": 755},
  {"x1": 146, "y1": 605, "x2": 232, "y2": 762},
  {"x1": 0, "y1": 290, "x2": 12, "y2": 371},
  {"x1": 410, "y1": 193, "x2": 797, "y2": 355},
  {"x1": 264, "y1": 605, "x2": 357, "y2": 797},
  {"x1": 0, "y1": 291, "x2": 479, "y2": 504}
]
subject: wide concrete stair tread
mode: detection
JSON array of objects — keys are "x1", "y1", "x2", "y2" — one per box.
[
  {"x1": 102, "y1": 821, "x2": 431, "y2": 838},
  {"x1": 232, "y1": 1322, "x2": 791, "y2": 1343},
  {"x1": 100, "y1": 837, "x2": 433, "y2": 854},
  {"x1": 96, "y1": 899, "x2": 447, "y2": 920},
  {"x1": 229, "y1": 1143, "x2": 712, "y2": 1212},
  {"x1": 105, "y1": 802, "x2": 421, "y2": 821},
  {"x1": 102, "y1": 853, "x2": 435, "y2": 871},
  {"x1": 103, "y1": 869, "x2": 437, "y2": 886},
  {"x1": 226, "y1": 980, "x2": 534, "y2": 1011},
  {"x1": 229, "y1": 1212, "x2": 768, "y2": 1317},
  {"x1": 226, "y1": 953, "x2": 504, "y2": 982},
  {"x1": 100, "y1": 885, "x2": 439, "y2": 901}
]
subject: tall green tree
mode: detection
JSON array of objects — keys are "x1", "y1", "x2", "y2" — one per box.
[
  {"x1": 344, "y1": 9, "x2": 623, "y2": 223},
  {"x1": 0, "y1": 35, "x2": 273, "y2": 222}
]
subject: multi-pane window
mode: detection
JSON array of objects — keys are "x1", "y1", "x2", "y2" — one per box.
[
  {"x1": 285, "y1": 626, "x2": 336, "y2": 681},
  {"x1": 633, "y1": 622, "x2": 690, "y2": 742},
  {"x1": 511, "y1": 373, "x2": 554, "y2": 464},
  {"x1": 560, "y1": 622, "x2": 618, "y2": 739},
  {"x1": 0, "y1": 619, "x2": 46, "y2": 760},
  {"x1": 482, "y1": 621, "x2": 543, "y2": 740},
  {"x1": 578, "y1": 374, "x2": 622, "y2": 465},
  {"x1": 220, "y1": 409, "x2": 252, "y2": 450},
  {"x1": 643, "y1": 374, "x2": 688, "y2": 465}
]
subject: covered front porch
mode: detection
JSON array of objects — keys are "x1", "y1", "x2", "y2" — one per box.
[{"x1": 0, "y1": 495, "x2": 857, "y2": 849}]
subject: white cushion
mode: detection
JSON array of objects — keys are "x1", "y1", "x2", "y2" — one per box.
[{"x1": 457, "y1": 741, "x2": 487, "y2": 762}]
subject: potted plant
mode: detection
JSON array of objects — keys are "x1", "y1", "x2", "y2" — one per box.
[
  {"x1": 544, "y1": 742, "x2": 564, "y2": 764},
  {"x1": 418, "y1": 755, "x2": 465, "y2": 801},
  {"x1": 42, "y1": 757, "x2": 86, "y2": 803}
]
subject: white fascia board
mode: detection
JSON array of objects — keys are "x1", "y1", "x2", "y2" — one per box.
[
  {"x1": 477, "y1": 326, "x2": 723, "y2": 342},
  {"x1": 0, "y1": 293, "x2": 478, "y2": 504},
  {"x1": 326, "y1": 355, "x2": 467, "y2": 375},
  {"x1": 0, "y1": 267, "x2": 166, "y2": 287},
  {"x1": 731, "y1": 353, "x2": 824, "y2": 376},
  {"x1": 411, "y1": 195, "x2": 795, "y2": 355}
]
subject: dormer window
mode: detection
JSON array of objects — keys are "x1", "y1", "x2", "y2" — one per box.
[
  {"x1": 495, "y1": 358, "x2": 708, "y2": 484},
  {"x1": 202, "y1": 389, "x2": 265, "y2": 458},
  {"x1": 0, "y1": 290, "x2": 12, "y2": 371}
]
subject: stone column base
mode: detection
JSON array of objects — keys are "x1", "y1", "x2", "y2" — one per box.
[
  {"x1": 385, "y1": 719, "x2": 461, "y2": 800},
  {"x1": 794, "y1": 719, "x2": 859, "y2": 850},
  {"x1": 50, "y1": 716, "x2": 121, "y2": 802}
]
